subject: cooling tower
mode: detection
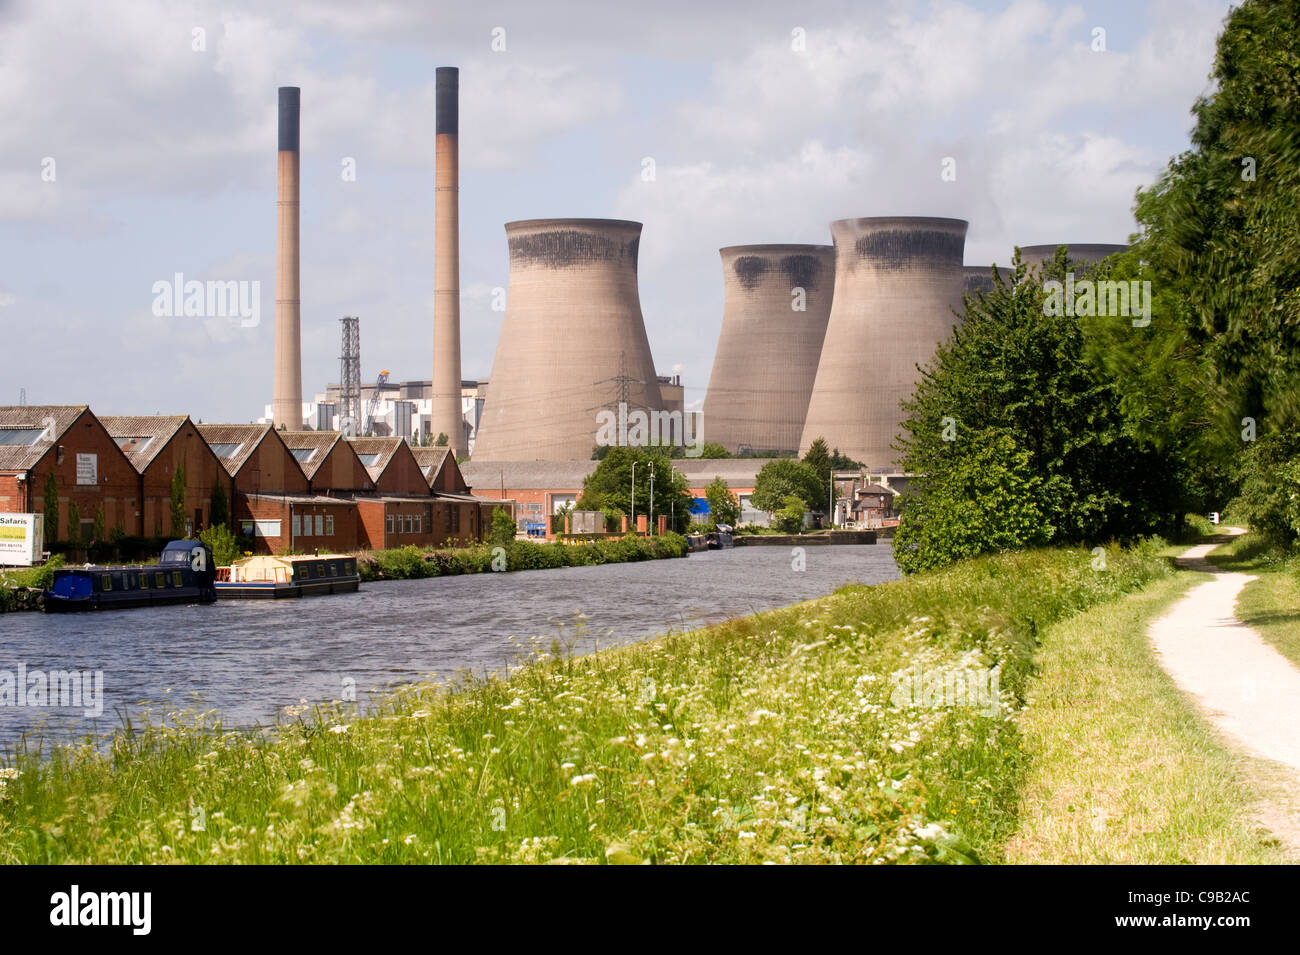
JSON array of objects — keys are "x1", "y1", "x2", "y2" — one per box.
[
  {"x1": 701, "y1": 245, "x2": 834, "y2": 455},
  {"x1": 963, "y1": 265, "x2": 997, "y2": 296},
  {"x1": 1018, "y1": 244, "x2": 1127, "y2": 274},
  {"x1": 799, "y1": 217, "x2": 968, "y2": 470},
  {"x1": 431, "y1": 67, "x2": 465, "y2": 456},
  {"x1": 272, "y1": 87, "x2": 302, "y2": 430},
  {"x1": 471, "y1": 219, "x2": 664, "y2": 461}
]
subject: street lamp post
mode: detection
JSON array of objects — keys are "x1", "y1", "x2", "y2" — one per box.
[
  {"x1": 631, "y1": 460, "x2": 637, "y2": 531},
  {"x1": 648, "y1": 464, "x2": 655, "y2": 535}
]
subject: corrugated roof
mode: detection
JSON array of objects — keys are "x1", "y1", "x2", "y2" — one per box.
[
  {"x1": 99, "y1": 415, "x2": 188, "y2": 473},
  {"x1": 279, "y1": 430, "x2": 345, "y2": 480},
  {"x1": 346, "y1": 436, "x2": 406, "y2": 483},
  {"x1": 411, "y1": 446, "x2": 452, "y2": 486},
  {"x1": 0, "y1": 405, "x2": 87, "y2": 472},
  {"x1": 196, "y1": 423, "x2": 273, "y2": 477}
]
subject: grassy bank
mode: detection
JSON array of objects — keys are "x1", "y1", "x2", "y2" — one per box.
[
  {"x1": 358, "y1": 533, "x2": 688, "y2": 582},
  {"x1": 1205, "y1": 530, "x2": 1300, "y2": 670},
  {"x1": 0, "y1": 541, "x2": 1168, "y2": 864},
  {"x1": 1006, "y1": 570, "x2": 1292, "y2": 863}
]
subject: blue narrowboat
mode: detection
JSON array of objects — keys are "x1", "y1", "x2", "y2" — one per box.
[{"x1": 42, "y1": 540, "x2": 218, "y2": 613}]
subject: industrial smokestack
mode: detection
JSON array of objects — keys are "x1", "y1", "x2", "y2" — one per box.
[
  {"x1": 272, "y1": 86, "x2": 302, "y2": 430},
  {"x1": 1018, "y1": 244, "x2": 1127, "y2": 275},
  {"x1": 471, "y1": 218, "x2": 663, "y2": 461},
  {"x1": 431, "y1": 67, "x2": 465, "y2": 456},
  {"x1": 800, "y1": 217, "x2": 968, "y2": 469},
  {"x1": 702, "y1": 245, "x2": 834, "y2": 455}
]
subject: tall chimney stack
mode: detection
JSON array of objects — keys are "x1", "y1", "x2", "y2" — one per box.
[
  {"x1": 273, "y1": 86, "x2": 302, "y2": 430},
  {"x1": 432, "y1": 67, "x2": 465, "y2": 455}
]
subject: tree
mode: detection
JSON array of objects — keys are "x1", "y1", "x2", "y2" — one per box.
[
  {"x1": 91, "y1": 505, "x2": 106, "y2": 544},
  {"x1": 210, "y1": 482, "x2": 229, "y2": 529},
  {"x1": 673, "y1": 441, "x2": 730, "y2": 459},
  {"x1": 170, "y1": 462, "x2": 187, "y2": 536},
  {"x1": 893, "y1": 430, "x2": 1053, "y2": 574},
  {"x1": 894, "y1": 252, "x2": 1177, "y2": 571},
  {"x1": 43, "y1": 473, "x2": 59, "y2": 543},
  {"x1": 489, "y1": 506, "x2": 517, "y2": 545},
  {"x1": 828, "y1": 447, "x2": 862, "y2": 470},
  {"x1": 802, "y1": 437, "x2": 833, "y2": 512},
  {"x1": 1090, "y1": 0, "x2": 1300, "y2": 528},
  {"x1": 774, "y1": 495, "x2": 807, "y2": 534},
  {"x1": 576, "y1": 446, "x2": 692, "y2": 532},
  {"x1": 704, "y1": 476, "x2": 740, "y2": 527},
  {"x1": 434, "y1": 432, "x2": 449, "y2": 447},
  {"x1": 66, "y1": 501, "x2": 82, "y2": 548},
  {"x1": 750, "y1": 459, "x2": 823, "y2": 514}
]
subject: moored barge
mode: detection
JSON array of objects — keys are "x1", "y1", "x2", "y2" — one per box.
[
  {"x1": 215, "y1": 554, "x2": 360, "y2": 599},
  {"x1": 43, "y1": 540, "x2": 217, "y2": 613}
]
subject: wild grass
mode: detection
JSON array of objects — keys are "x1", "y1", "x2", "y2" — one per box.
[
  {"x1": 1006, "y1": 571, "x2": 1292, "y2": 863},
  {"x1": 0, "y1": 542, "x2": 1170, "y2": 864}
]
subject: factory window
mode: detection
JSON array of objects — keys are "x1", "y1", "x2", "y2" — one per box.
[
  {"x1": 293, "y1": 515, "x2": 303, "y2": 537},
  {"x1": 357, "y1": 453, "x2": 381, "y2": 467},
  {"x1": 404, "y1": 515, "x2": 414, "y2": 534},
  {"x1": 241, "y1": 521, "x2": 254, "y2": 537},
  {"x1": 325, "y1": 515, "x2": 335, "y2": 536},
  {"x1": 315, "y1": 515, "x2": 324, "y2": 536},
  {"x1": 414, "y1": 515, "x2": 422, "y2": 534},
  {"x1": 386, "y1": 515, "x2": 394, "y2": 535},
  {"x1": 290, "y1": 448, "x2": 316, "y2": 463},
  {"x1": 208, "y1": 442, "x2": 244, "y2": 459},
  {"x1": 254, "y1": 520, "x2": 281, "y2": 538},
  {"x1": 0, "y1": 428, "x2": 46, "y2": 446}
]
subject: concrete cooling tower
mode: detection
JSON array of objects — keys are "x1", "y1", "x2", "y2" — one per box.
[
  {"x1": 701, "y1": 245, "x2": 834, "y2": 455},
  {"x1": 963, "y1": 265, "x2": 1000, "y2": 296},
  {"x1": 799, "y1": 217, "x2": 968, "y2": 470},
  {"x1": 471, "y1": 218, "x2": 663, "y2": 461},
  {"x1": 1018, "y1": 244, "x2": 1127, "y2": 274}
]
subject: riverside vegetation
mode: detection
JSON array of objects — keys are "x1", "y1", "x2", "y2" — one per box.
[{"x1": 0, "y1": 541, "x2": 1171, "y2": 864}]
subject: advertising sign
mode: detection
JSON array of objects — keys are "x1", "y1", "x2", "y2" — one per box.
[
  {"x1": 76, "y1": 453, "x2": 98, "y2": 485},
  {"x1": 0, "y1": 513, "x2": 45, "y2": 567}
]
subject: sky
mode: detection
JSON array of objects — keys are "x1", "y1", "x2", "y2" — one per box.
[{"x1": 0, "y1": 0, "x2": 1235, "y2": 423}]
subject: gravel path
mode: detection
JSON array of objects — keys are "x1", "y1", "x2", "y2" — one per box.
[{"x1": 1149, "y1": 529, "x2": 1300, "y2": 847}]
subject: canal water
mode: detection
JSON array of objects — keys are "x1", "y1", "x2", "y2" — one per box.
[{"x1": 0, "y1": 545, "x2": 898, "y2": 745}]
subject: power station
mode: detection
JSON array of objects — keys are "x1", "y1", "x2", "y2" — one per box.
[
  {"x1": 702, "y1": 244, "x2": 834, "y2": 455},
  {"x1": 471, "y1": 218, "x2": 664, "y2": 462},
  {"x1": 256, "y1": 74, "x2": 1129, "y2": 479},
  {"x1": 799, "y1": 217, "x2": 969, "y2": 469}
]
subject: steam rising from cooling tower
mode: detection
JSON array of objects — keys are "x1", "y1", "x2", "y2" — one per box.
[
  {"x1": 432, "y1": 66, "x2": 465, "y2": 455},
  {"x1": 702, "y1": 245, "x2": 834, "y2": 455},
  {"x1": 272, "y1": 86, "x2": 302, "y2": 430},
  {"x1": 471, "y1": 219, "x2": 663, "y2": 461},
  {"x1": 800, "y1": 217, "x2": 968, "y2": 469}
]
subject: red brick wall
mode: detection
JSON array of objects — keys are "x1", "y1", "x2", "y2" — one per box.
[
  {"x1": 139, "y1": 423, "x2": 225, "y2": 536},
  {"x1": 312, "y1": 443, "x2": 373, "y2": 494},
  {"x1": 373, "y1": 445, "x2": 429, "y2": 496},
  {"x1": 354, "y1": 497, "x2": 488, "y2": 550},
  {"x1": 0, "y1": 474, "x2": 26, "y2": 514},
  {"x1": 235, "y1": 496, "x2": 358, "y2": 555},
  {"x1": 27, "y1": 410, "x2": 141, "y2": 542},
  {"x1": 235, "y1": 433, "x2": 310, "y2": 496}
]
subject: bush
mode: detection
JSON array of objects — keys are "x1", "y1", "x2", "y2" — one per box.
[
  {"x1": 488, "y1": 507, "x2": 517, "y2": 546},
  {"x1": 774, "y1": 496, "x2": 807, "y2": 534},
  {"x1": 200, "y1": 524, "x2": 243, "y2": 567},
  {"x1": 893, "y1": 430, "x2": 1054, "y2": 575}
]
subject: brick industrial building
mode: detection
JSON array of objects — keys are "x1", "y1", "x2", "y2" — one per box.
[{"x1": 1, "y1": 406, "x2": 507, "y2": 556}]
